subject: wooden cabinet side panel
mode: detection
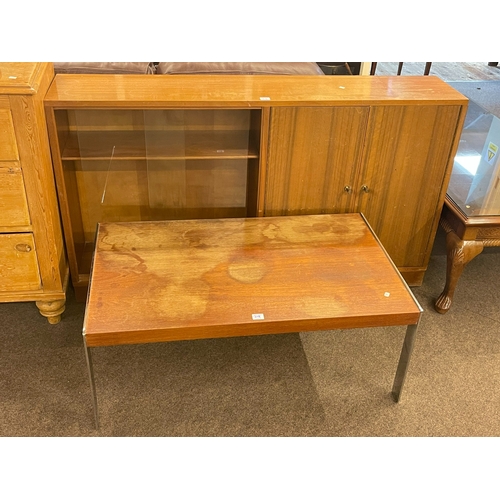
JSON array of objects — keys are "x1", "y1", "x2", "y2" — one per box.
[
  {"x1": 9, "y1": 88, "x2": 66, "y2": 292},
  {"x1": 358, "y1": 105, "x2": 462, "y2": 268},
  {"x1": 264, "y1": 107, "x2": 368, "y2": 216}
]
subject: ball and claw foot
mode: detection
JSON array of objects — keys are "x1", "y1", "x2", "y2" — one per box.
[{"x1": 434, "y1": 293, "x2": 452, "y2": 314}]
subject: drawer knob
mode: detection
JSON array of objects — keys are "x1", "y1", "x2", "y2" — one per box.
[
  {"x1": 361, "y1": 185, "x2": 369, "y2": 193},
  {"x1": 344, "y1": 185, "x2": 352, "y2": 193},
  {"x1": 15, "y1": 243, "x2": 32, "y2": 252}
]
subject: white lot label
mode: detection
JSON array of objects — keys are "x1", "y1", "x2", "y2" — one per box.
[{"x1": 252, "y1": 313, "x2": 265, "y2": 320}]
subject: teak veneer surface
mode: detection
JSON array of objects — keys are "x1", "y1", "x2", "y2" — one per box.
[
  {"x1": 45, "y1": 75, "x2": 467, "y2": 108},
  {"x1": 83, "y1": 214, "x2": 421, "y2": 347}
]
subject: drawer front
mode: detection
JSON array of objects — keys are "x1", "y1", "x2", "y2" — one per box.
[
  {"x1": 0, "y1": 163, "x2": 30, "y2": 226},
  {"x1": 0, "y1": 233, "x2": 41, "y2": 291},
  {"x1": 0, "y1": 108, "x2": 19, "y2": 160}
]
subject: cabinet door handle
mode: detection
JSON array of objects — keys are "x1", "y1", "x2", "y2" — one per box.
[
  {"x1": 15, "y1": 243, "x2": 32, "y2": 252},
  {"x1": 361, "y1": 185, "x2": 369, "y2": 193},
  {"x1": 344, "y1": 185, "x2": 352, "y2": 193}
]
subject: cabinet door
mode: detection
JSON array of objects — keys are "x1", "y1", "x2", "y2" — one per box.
[
  {"x1": 264, "y1": 107, "x2": 368, "y2": 216},
  {"x1": 358, "y1": 105, "x2": 462, "y2": 268}
]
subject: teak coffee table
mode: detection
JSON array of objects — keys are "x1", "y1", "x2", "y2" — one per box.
[{"x1": 83, "y1": 214, "x2": 422, "y2": 428}]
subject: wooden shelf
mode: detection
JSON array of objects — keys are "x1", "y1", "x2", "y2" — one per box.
[{"x1": 61, "y1": 130, "x2": 259, "y2": 161}]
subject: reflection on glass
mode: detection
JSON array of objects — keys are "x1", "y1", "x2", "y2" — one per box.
[
  {"x1": 143, "y1": 109, "x2": 251, "y2": 219},
  {"x1": 100, "y1": 146, "x2": 116, "y2": 204},
  {"x1": 448, "y1": 101, "x2": 500, "y2": 216},
  {"x1": 58, "y1": 108, "x2": 261, "y2": 275}
]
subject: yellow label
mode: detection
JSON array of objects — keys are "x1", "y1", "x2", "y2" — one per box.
[{"x1": 487, "y1": 142, "x2": 498, "y2": 163}]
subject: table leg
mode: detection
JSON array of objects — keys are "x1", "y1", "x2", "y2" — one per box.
[
  {"x1": 434, "y1": 229, "x2": 484, "y2": 314},
  {"x1": 392, "y1": 320, "x2": 419, "y2": 402},
  {"x1": 83, "y1": 337, "x2": 100, "y2": 430}
]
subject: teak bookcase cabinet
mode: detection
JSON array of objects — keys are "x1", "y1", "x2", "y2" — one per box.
[
  {"x1": 44, "y1": 75, "x2": 468, "y2": 300},
  {"x1": 0, "y1": 63, "x2": 68, "y2": 322}
]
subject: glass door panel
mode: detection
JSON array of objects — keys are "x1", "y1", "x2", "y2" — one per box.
[
  {"x1": 143, "y1": 109, "x2": 257, "y2": 220},
  {"x1": 56, "y1": 108, "x2": 261, "y2": 277}
]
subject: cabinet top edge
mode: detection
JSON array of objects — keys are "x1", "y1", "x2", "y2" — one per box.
[
  {"x1": 43, "y1": 74, "x2": 469, "y2": 107},
  {"x1": 0, "y1": 63, "x2": 53, "y2": 95}
]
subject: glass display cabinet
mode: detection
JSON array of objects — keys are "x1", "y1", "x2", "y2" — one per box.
[{"x1": 435, "y1": 100, "x2": 500, "y2": 313}]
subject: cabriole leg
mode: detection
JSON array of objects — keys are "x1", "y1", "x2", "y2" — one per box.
[{"x1": 435, "y1": 230, "x2": 484, "y2": 314}]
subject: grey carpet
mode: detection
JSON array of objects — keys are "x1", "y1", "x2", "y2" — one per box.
[
  {"x1": 2, "y1": 225, "x2": 499, "y2": 437},
  {"x1": 2, "y1": 82, "x2": 500, "y2": 437},
  {"x1": 448, "y1": 80, "x2": 500, "y2": 116}
]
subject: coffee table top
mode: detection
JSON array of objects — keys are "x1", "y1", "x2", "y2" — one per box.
[
  {"x1": 83, "y1": 214, "x2": 422, "y2": 347},
  {"x1": 447, "y1": 100, "x2": 500, "y2": 218}
]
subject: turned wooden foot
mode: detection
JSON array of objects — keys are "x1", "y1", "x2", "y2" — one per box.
[
  {"x1": 36, "y1": 299, "x2": 66, "y2": 324},
  {"x1": 434, "y1": 230, "x2": 484, "y2": 314}
]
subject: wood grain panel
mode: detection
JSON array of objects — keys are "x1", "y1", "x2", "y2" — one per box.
[
  {"x1": 264, "y1": 107, "x2": 368, "y2": 215},
  {"x1": 0, "y1": 108, "x2": 19, "y2": 160},
  {"x1": 0, "y1": 163, "x2": 31, "y2": 225},
  {"x1": 358, "y1": 105, "x2": 463, "y2": 268},
  {"x1": 0, "y1": 233, "x2": 41, "y2": 291}
]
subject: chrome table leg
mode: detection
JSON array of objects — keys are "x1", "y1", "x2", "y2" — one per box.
[
  {"x1": 83, "y1": 337, "x2": 100, "y2": 430},
  {"x1": 392, "y1": 319, "x2": 420, "y2": 402}
]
